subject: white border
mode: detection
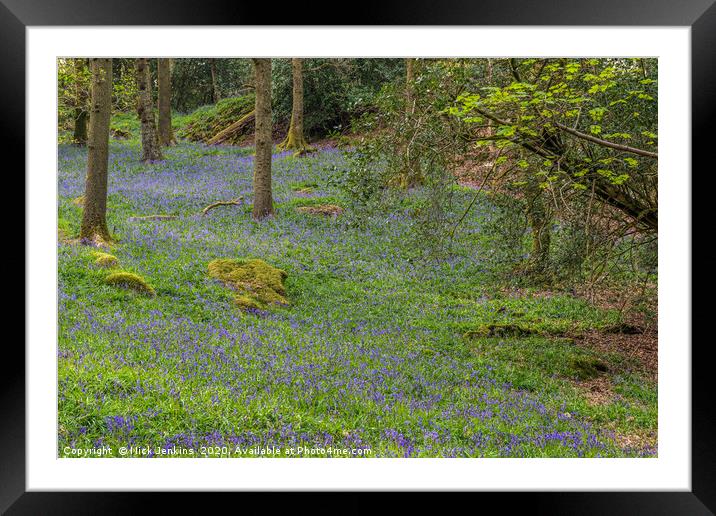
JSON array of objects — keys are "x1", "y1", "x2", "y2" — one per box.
[{"x1": 27, "y1": 27, "x2": 691, "y2": 491}]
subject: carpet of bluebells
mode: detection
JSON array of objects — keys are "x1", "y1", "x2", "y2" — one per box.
[{"x1": 57, "y1": 139, "x2": 657, "y2": 458}]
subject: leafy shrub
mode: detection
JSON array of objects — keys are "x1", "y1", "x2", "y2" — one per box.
[
  {"x1": 481, "y1": 192, "x2": 528, "y2": 271},
  {"x1": 272, "y1": 58, "x2": 404, "y2": 138},
  {"x1": 172, "y1": 58, "x2": 253, "y2": 113}
]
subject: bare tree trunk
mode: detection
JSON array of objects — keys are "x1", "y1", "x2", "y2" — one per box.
[
  {"x1": 525, "y1": 170, "x2": 551, "y2": 276},
  {"x1": 277, "y1": 58, "x2": 311, "y2": 154},
  {"x1": 72, "y1": 58, "x2": 89, "y2": 145},
  {"x1": 210, "y1": 58, "x2": 220, "y2": 103},
  {"x1": 80, "y1": 58, "x2": 113, "y2": 243},
  {"x1": 135, "y1": 58, "x2": 163, "y2": 162},
  {"x1": 251, "y1": 58, "x2": 273, "y2": 221},
  {"x1": 157, "y1": 58, "x2": 175, "y2": 146}
]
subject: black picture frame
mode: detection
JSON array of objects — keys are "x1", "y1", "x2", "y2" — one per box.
[{"x1": 7, "y1": 0, "x2": 714, "y2": 513}]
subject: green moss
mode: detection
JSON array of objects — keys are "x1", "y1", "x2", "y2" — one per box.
[
  {"x1": 91, "y1": 251, "x2": 120, "y2": 268},
  {"x1": 466, "y1": 336, "x2": 616, "y2": 392},
  {"x1": 464, "y1": 323, "x2": 539, "y2": 339},
  {"x1": 208, "y1": 258, "x2": 288, "y2": 310},
  {"x1": 177, "y1": 95, "x2": 255, "y2": 145},
  {"x1": 104, "y1": 271, "x2": 155, "y2": 296},
  {"x1": 568, "y1": 356, "x2": 609, "y2": 380},
  {"x1": 234, "y1": 295, "x2": 262, "y2": 310}
]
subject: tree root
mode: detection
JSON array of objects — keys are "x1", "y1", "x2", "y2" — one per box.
[
  {"x1": 291, "y1": 146, "x2": 317, "y2": 157},
  {"x1": 66, "y1": 233, "x2": 113, "y2": 248},
  {"x1": 276, "y1": 131, "x2": 316, "y2": 157},
  {"x1": 202, "y1": 197, "x2": 244, "y2": 216}
]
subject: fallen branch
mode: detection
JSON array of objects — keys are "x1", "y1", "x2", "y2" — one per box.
[
  {"x1": 207, "y1": 111, "x2": 255, "y2": 145},
  {"x1": 202, "y1": 197, "x2": 244, "y2": 216},
  {"x1": 128, "y1": 215, "x2": 178, "y2": 222}
]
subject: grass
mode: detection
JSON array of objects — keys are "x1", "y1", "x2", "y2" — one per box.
[
  {"x1": 467, "y1": 337, "x2": 656, "y2": 435},
  {"x1": 56, "y1": 118, "x2": 657, "y2": 458}
]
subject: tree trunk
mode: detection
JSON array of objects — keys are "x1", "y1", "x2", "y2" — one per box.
[
  {"x1": 80, "y1": 58, "x2": 113, "y2": 243},
  {"x1": 157, "y1": 58, "x2": 175, "y2": 146},
  {"x1": 277, "y1": 58, "x2": 311, "y2": 154},
  {"x1": 73, "y1": 110, "x2": 88, "y2": 145},
  {"x1": 210, "y1": 58, "x2": 220, "y2": 103},
  {"x1": 525, "y1": 171, "x2": 551, "y2": 275},
  {"x1": 135, "y1": 58, "x2": 163, "y2": 162},
  {"x1": 251, "y1": 58, "x2": 273, "y2": 221},
  {"x1": 72, "y1": 58, "x2": 89, "y2": 145}
]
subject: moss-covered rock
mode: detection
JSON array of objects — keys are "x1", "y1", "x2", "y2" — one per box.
[
  {"x1": 208, "y1": 258, "x2": 288, "y2": 310},
  {"x1": 234, "y1": 294, "x2": 263, "y2": 310},
  {"x1": 92, "y1": 251, "x2": 120, "y2": 268},
  {"x1": 296, "y1": 204, "x2": 343, "y2": 217},
  {"x1": 104, "y1": 271, "x2": 155, "y2": 296}
]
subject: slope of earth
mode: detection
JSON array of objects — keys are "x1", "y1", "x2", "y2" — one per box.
[{"x1": 57, "y1": 139, "x2": 657, "y2": 458}]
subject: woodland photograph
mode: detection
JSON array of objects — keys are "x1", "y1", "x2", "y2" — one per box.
[{"x1": 57, "y1": 57, "x2": 658, "y2": 458}]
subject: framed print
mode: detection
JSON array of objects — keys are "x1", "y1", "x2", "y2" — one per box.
[{"x1": 7, "y1": 0, "x2": 715, "y2": 512}]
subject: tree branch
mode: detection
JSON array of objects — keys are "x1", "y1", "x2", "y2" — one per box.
[
  {"x1": 553, "y1": 121, "x2": 658, "y2": 158},
  {"x1": 201, "y1": 197, "x2": 244, "y2": 216}
]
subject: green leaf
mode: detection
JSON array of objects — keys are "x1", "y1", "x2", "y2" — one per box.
[
  {"x1": 624, "y1": 157, "x2": 639, "y2": 168},
  {"x1": 496, "y1": 125, "x2": 516, "y2": 137}
]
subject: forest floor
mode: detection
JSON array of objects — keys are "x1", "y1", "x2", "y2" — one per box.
[{"x1": 57, "y1": 133, "x2": 657, "y2": 457}]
